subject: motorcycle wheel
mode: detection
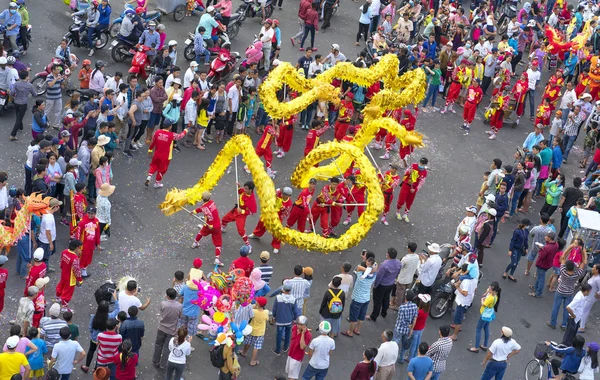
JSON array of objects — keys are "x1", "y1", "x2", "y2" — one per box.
[
  {"x1": 264, "y1": 4, "x2": 274, "y2": 18},
  {"x1": 111, "y1": 43, "x2": 129, "y2": 63},
  {"x1": 109, "y1": 22, "x2": 121, "y2": 38},
  {"x1": 184, "y1": 44, "x2": 195, "y2": 61},
  {"x1": 31, "y1": 76, "x2": 47, "y2": 96},
  {"x1": 228, "y1": 22, "x2": 240, "y2": 40},
  {"x1": 173, "y1": 5, "x2": 186, "y2": 21},
  {"x1": 497, "y1": 18, "x2": 508, "y2": 35},
  {"x1": 95, "y1": 32, "x2": 109, "y2": 50},
  {"x1": 429, "y1": 296, "x2": 450, "y2": 319}
]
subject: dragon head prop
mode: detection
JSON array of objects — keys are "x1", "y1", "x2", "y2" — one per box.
[{"x1": 26, "y1": 193, "x2": 53, "y2": 216}]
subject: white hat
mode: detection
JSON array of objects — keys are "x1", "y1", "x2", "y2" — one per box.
[
  {"x1": 527, "y1": 19, "x2": 536, "y2": 27},
  {"x1": 502, "y1": 326, "x2": 513, "y2": 337},
  {"x1": 297, "y1": 315, "x2": 308, "y2": 324},
  {"x1": 35, "y1": 277, "x2": 50, "y2": 289},
  {"x1": 5, "y1": 336, "x2": 19, "y2": 349},
  {"x1": 319, "y1": 320, "x2": 331, "y2": 333},
  {"x1": 49, "y1": 303, "x2": 61, "y2": 317},
  {"x1": 172, "y1": 78, "x2": 182, "y2": 86},
  {"x1": 69, "y1": 158, "x2": 82, "y2": 167},
  {"x1": 418, "y1": 293, "x2": 431, "y2": 303},
  {"x1": 190, "y1": 61, "x2": 199, "y2": 67},
  {"x1": 168, "y1": 40, "x2": 177, "y2": 47},
  {"x1": 331, "y1": 43, "x2": 340, "y2": 51},
  {"x1": 446, "y1": 41, "x2": 453, "y2": 47},
  {"x1": 581, "y1": 93, "x2": 592, "y2": 99},
  {"x1": 485, "y1": 194, "x2": 495, "y2": 202},
  {"x1": 272, "y1": 59, "x2": 281, "y2": 66},
  {"x1": 487, "y1": 208, "x2": 497, "y2": 216},
  {"x1": 33, "y1": 247, "x2": 44, "y2": 261},
  {"x1": 466, "y1": 205, "x2": 477, "y2": 213},
  {"x1": 97, "y1": 135, "x2": 111, "y2": 146},
  {"x1": 0, "y1": 255, "x2": 7, "y2": 265},
  {"x1": 427, "y1": 243, "x2": 441, "y2": 253},
  {"x1": 207, "y1": 5, "x2": 215, "y2": 12}
]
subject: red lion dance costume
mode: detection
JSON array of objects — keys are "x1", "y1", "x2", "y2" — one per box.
[
  {"x1": 590, "y1": 56, "x2": 600, "y2": 101},
  {"x1": 512, "y1": 72, "x2": 529, "y2": 124},
  {"x1": 541, "y1": 69, "x2": 565, "y2": 111}
]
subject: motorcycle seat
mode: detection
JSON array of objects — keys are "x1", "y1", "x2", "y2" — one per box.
[
  {"x1": 145, "y1": 11, "x2": 161, "y2": 18},
  {"x1": 76, "y1": 88, "x2": 100, "y2": 97}
]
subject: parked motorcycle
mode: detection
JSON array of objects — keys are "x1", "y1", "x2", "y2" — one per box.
[
  {"x1": 227, "y1": 12, "x2": 244, "y2": 40},
  {"x1": 31, "y1": 56, "x2": 78, "y2": 96},
  {"x1": 109, "y1": 6, "x2": 162, "y2": 38},
  {"x1": 496, "y1": 0, "x2": 518, "y2": 35},
  {"x1": 0, "y1": 23, "x2": 31, "y2": 53},
  {"x1": 110, "y1": 35, "x2": 136, "y2": 63},
  {"x1": 429, "y1": 278, "x2": 456, "y2": 319},
  {"x1": 129, "y1": 44, "x2": 152, "y2": 80},
  {"x1": 234, "y1": 0, "x2": 274, "y2": 23},
  {"x1": 64, "y1": 15, "x2": 109, "y2": 50},
  {"x1": 207, "y1": 48, "x2": 239, "y2": 84}
]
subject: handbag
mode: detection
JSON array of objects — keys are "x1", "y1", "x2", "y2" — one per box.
[{"x1": 481, "y1": 306, "x2": 496, "y2": 322}]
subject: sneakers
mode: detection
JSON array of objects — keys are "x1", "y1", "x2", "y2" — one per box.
[
  {"x1": 81, "y1": 268, "x2": 89, "y2": 278},
  {"x1": 59, "y1": 218, "x2": 69, "y2": 227},
  {"x1": 214, "y1": 258, "x2": 224, "y2": 266},
  {"x1": 244, "y1": 165, "x2": 251, "y2": 174},
  {"x1": 276, "y1": 151, "x2": 285, "y2": 158},
  {"x1": 221, "y1": 226, "x2": 226, "y2": 232},
  {"x1": 145, "y1": 176, "x2": 151, "y2": 186},
  {"x1": 460, "y1": 124, "x2": 467, "y2": 130},
  {"x1": 267, "y1": 168, "x2": 277, "y2": 178},
  {"x1": 88, "y1": 48, "x2": 94, "y2": 56},
  {"x1": 248, "y1": 234, "x2": 259, "y2": 239},
  {"x1": 191, "y1": 241, "x2": 200, "y2": 248},
  {"x1": 273, "y1": 248, "x2": 279, "y2": 254},
  {"x1": 440, "y1": 107, "x2": 447, "y2": 114},
  {"x1": 123, "y1": 151, "x2": 133, "y2": 158},
  {"x1": 271, "y1": 348, "x2": 281, "y2": 356},
  {"x1": 402, "y1": 214, "x2": 410, "y2": 223},
  {"x1": 100, "y1": 235, "x2": 108, "y2": 242},
  {"x1": 342, "y1": 217, "x2": 351, "y2": 225},
  {"x1": 488, "y1": 133, "x2": 497, "y2": 140},
  {"x1": 153, "y1": 182, "x2": 164, "y2": 188},
  {"x1": 485, "y1": 130, "x2": 493, "y2": 135},
  {"x1": 381, "y1": 217, "x2": 388, "y2": 226},
  {"x1": 396, "y1": 211, "x2": 402, "y2": 220},
  {"x1": 581, "y1": 184, "x2": 590, "y2": 191},
  {"x1": 379, "y1": 152, "x2": 390, "y2": 160}
]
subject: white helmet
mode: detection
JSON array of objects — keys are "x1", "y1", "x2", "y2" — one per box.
[
  {"x1": 168, "y1": 40, "x2": 177, "y2": 47},
  {"x1": 0, "y1": 57, "x2": 7, "y2": 65}
]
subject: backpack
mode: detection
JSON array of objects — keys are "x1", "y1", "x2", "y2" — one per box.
[
  {"x1": 327, "y1": 289, "x2": 343, "y2": 314},
  {"x1": 210, "y1": 344, "x2": 226, "y2": 368}
]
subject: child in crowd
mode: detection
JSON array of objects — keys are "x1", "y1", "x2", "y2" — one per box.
[
  {"x1": 63, "y1": 310, "x2": 79, "y2": 341},
  {"x1": 241, "y1": 297, "x2": 269, "y2": 366},
  {"x1": 194, "y1": 98, "x2": 209, "y2": 150},
  {"x1": 476, "y1": 172, "x2": 491, "y2": 211},
  {"x1": 172, "y1": 270, "x2": 185, "y2": 301},
  {"x1": 27, "y1": 327, "x2": 47, "y2": 380},
  {"x1": 235, "y1": 95, "x2": 249, "y2": 135},
  {"x1": 549, "y1": 110, "x2": 562, "y2": 145}
]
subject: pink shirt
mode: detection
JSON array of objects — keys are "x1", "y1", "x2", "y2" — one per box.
[{"x1": 215, "y1": 0, "x2": 232, "y2": 16}]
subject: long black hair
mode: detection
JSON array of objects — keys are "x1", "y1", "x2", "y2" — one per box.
[
  {"x1": 573, "y1": 335, "x2": 586, "y2": 357},
  {"x1": 32, "y1": 99, "x2": 44, "y2": 113},
  {"x1": 91, "y1": 301, "x2": 110, "y2": 332},
  {"x1": 120, "y1": 339, "x2": 133, "y2": 369},
  {"x1": 588, "y1": 346, "x2": 599, "y2": 370},
  {"x1": 490, "y1": 281, "x2": 501, "y2": 312},
  {"x1": 364, "y1": 347, "x2": 378, "y2": 374}
]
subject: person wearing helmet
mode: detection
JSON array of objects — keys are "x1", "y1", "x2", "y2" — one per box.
[
  {"x1": 454, "y1": 205, "x2": 477, "y2": 244},
  {"x1": 78, "y1": 60, "x2": 93, "y2": 90},
  {"x1": 73, "y1": 0, "x2": 100, "y2": 56},
  {"x1": 138, "y1": 20, "x2": 160, "y2": 58},
  {"x1": 372, "y1": 25, "x2": 388, "y2": 52},
  {"x1": 0, "y1": 2, "x2": 22, "y2": 51},
  {"x1": 89, "y1": 61, "x2": 106, "y2": 93},
  {"x1": 259, "y1": 19, "x2": 275, "y2": 71},
  {"x1": 0, "y1": 57, "x2": 9, "y2": 93},
  {"x1": 90, "y1": 0, "x2": 112, "y2": 55},
  {"x1": 167, "y1": 39, "x2": 178, "y2": 66},
  {"x1": 270, "y1": 19, "x2": 282, "y2": 61},
  {"x1": 5, "y1": 55, "x2": 17, "y2": 87},
  {"x1": 120, "y1": 8, "x2": 136, "y2": 39},
  {"x1": 197, "y1": 6, "x2": 225, "y2": 48},
  {"x1": 16, "y1": 0, "x2": 28, "y2": 53},
  {"x1": 248, "y1": 187, "x2": 292, "y2": 254}
]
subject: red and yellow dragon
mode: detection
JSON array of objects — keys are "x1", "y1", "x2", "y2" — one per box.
[{"x1": 0, "y1": 193, "x2": 52, "y2": 248}]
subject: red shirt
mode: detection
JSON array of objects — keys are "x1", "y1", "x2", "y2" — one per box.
[
  {"x1": 304, "y1": 8, "x2": 319, "y2": 29},
  {"x1": 334, "y1": 183, "x2": 349, "y2": 203},
  {"x1": 149, "y1": 129, "x2": 188, "y2": 161},
  {"x1": 316, "y1": 185, "x2": 336, "y2": 205},
  {"x1": 59, "y1": 249, "x2": 82, "y2": 284},
  {"x1": 402, "y1": 163, "x2": 427, "y2": 191},
  {"x1": 466, "y1": 85, "x2": 483, "y2": 105},
  {"x1": 78, "y1": 215, "x2": 100, "y2": 247},
  {"x1": 414, "y1": 308, "x2": 428, "y2": 331},
  {"x1": 237, "y1": 188, "x2": 257, "y2": 215},
  {"x1": 294, "y1": 188, "x2": 315, "y2": 208},
  {"x1": 380, "y1": 170, "x2": 400, "y2": 193},
  {"x1": 0, "y1": 268, "x2": 7, "y2": 293},
  {"x1": 194, "y1": 200, "x2": 221, "y2": 229},
  {"x1": 230, "y1": 256, "x2": 255, "y2": 277},
  {"x1": 112, "y1": 353, "x2": 138, "y2": 380},
  {"x1": 337, "y1": 100, "x2": 354, "y2": 123},
  {"x1": 304, "y1": 125, "x2": 329, "y2": 154},
  {"x1": 275, "y1": 189, "x2": 293, "y2": 220},
  {"x1": 298, "y1": 0, "x2": 311, "y2": 20},
  {"x1": 25, "y1": 262, "x2": 46, "y2": 296},
  {"x1": 288, "y1": 325, "x2": 312, "y2": 361},
  {"x1": 257, "y1": 125, "x2": 277, "y2": 150},
  {"x1": 593, "y1": 148, "x2": 600, "y2": 165}
]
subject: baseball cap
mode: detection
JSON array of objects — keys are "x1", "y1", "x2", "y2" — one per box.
[
  {"x1": 466, "y1": 206, "x2": 477, "y2": 213},
  {"x1": 33, "y1": 248, "x2": 44, "y2": 261},
  {"x1": 0, "y1": 255, "x2": 7, "y2": 265},
  {"x1": 49, "y1": 302, "x2": 61, "y2": 317},
  {"x1": 193, "y1": 258, "x2": 203, "y2": 268},
  {"x1": 501, "y1": 326, "x2": 513, "y2": 337},
  {"x1": 427, "y1": 243, "x2": 441, "y2": 253},
  {"x1": 190, "y1": 61, "x2": 199, "y2": 67},
  {"x1": 60, "y1": 130, "x2": 71, "y2": 137},
  {"x1": 27, "y1": 286, "x2": 39, "y2": 296},
  {"x1": 487, "y1": 208, "x2": 497, "y2": 216},
  {"x1": 519, "y1": 217, "x2": 531, "y2": 225},
  {"x1": 239, "y1": 245, "x2": 250, "y2": 257},
  {"x1": 256, "y1": 296, "x2": 267, "y2": 307},
  {"x1": 297, "y1": 315, "x2": 308, "y2": 325},
  {"x1": 282, "y1": 187, "x2": 293, "y2": 196},
  {"x1": 69, "y1": 158, "x2": 82, "y2": 166},
  {"x1": 484, "y1": 194, "x2": 495, "y2": 202},
  {"x1": 260, "y1": 251, "x2": 270, "y2": 260},
  {"x1": 5, "y1": 336, "x2": 19, "y2": 349},
  {"x1": 35, "y1": 276, "x2": 50, "y2": 288},
  {"x1": 588, "y1": 342, "x2": 600, "y2": 352},
  {"x1": 49, "y1": 198, "x2": 63, "y2": 208},
  {"x1": 309, "y1": 178, "x2": 317, "y2": 185},
  {"x1": 282, "y1": 281, "x2": 292, "y2": 291},
  {"x1": 87, "y1": 206, "x2": 97, "y2": 214},
  {"x1": 319, "y1": 320, "x2": 332, "y2": 334}
]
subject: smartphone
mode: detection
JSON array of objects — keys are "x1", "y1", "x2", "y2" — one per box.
[{"x1": 535, "y1": 242, "x2": 544, "y2": 247}]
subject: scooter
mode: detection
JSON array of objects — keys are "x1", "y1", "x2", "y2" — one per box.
[
  {"x1": 31, "y1": 55, "x2": 78, "y2": 96},
  {"x1": 110, "y1": 34, "x2": 136, "y2": 63},
  {"x1": 496, "y1": 0, "x2": 519, "y2": 35},
  {"x1": 109, "y1": 6, "x2": 162, "y2": 38},
  {"x1": 235, "y1": 0, "x2": 274, "y2": 22},
  {"x1": 227, "y1": 11, "x2": 244, "y2": 40},
  {"x1": 207, "y1": 48, "x2": 239, "y2": 84},
  {"x1": 0, "y1": 88, "x2": 10, "y2": 116},
  {"x1": 184, "y1": 27, "x2": 231, "y2": 61},
  {"x1": 64, "y1": 15, "x2": 109, "y2": 50},
  {"x1": 240, "y1": 39, "x2": 263, "y2": 68},
  {"x1": 128, "y1": 44, "x2": 152, "y2": 80},
  {"x1": 0, "y1": 23, "x2": 32, "y2": 53}
]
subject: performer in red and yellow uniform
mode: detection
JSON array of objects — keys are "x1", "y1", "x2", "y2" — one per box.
[
  {"x1": 250, "y1": 123, "x2": 279, "y2": 178},
  {"x1": 462, "y1": 79, "x2": 483, "y2": 132},
  {"x1": 512, "y1": 72, "x2": 529, "y2": 125},
  {"x1": 343, "y1": 172, "x2": 366, "y2": 225},
  {"x1": 398, "y1": 109, "x2": 416, "y2": 163},
  {"x1": 310, "y1": 178, "x2": 339, "y2": 237},
  {"x1": 55, "y1": 239, "x2": 83, "y2": 311},
  {"x1": 249, "y1": 187, "x2": 293, "y2": 254},
  {"x1": 146, "y1": 119, "x2": 188, "y2": 188},
  {"x1": 487, "y1": 90, "x2": 510, "y2": 136},
  {"x1": 275, "y1": 115, "x2": 297, "y2": 159},
  {"x1": 379, "y1": 108, "x2": 403, "y2": 160},
  {"x1": 576, "y1": 70, "x2": 591, "y2": 98},
  {"x1": 286, "y1": 178, "x2": 317, "y2": 233},
  {"x1": 24, "y1": 248, "x2": 46, "y2": 297},
  {"x1": 442, "y1": 59, "x2": 468, "y2": 113},
  {"x1": 535, "y1": 97, "x2": 553, "y2": 127},
  {"x1": 491, "y1": 66, "x2": 511, "y2": 97},
  {"x1": 32, "y1": 278, "x2": 47, "y2": 327},
  {"x1": 396, "y1": 157, "x2": 428, "y2": 222},
  {"x1": 330, "y1": 177, "x2": 350, "y2": 232},
  {"x1": 334, "y1": 93, "x2": 354, "y2": 141},
  {"x1": 379, "y1": 164, "x2": 400, "y2": 226},
  {"x1": 590, "y1": 56, "x2": 600, "y2": 100},
  {"x1": 77, "y1": 207, "x2": 100, "y2": 277},
  {"x1": 222, "y1": 181, "x2": 257, "y2": 249},
  {"x1": 542, "y1": 69, "x2": 564, "y2": 111},
  {"x1": 304, "y1": 120, "x2": 330, "y2": 157},
  {"x1": 191, "y1": 191, "x2": 223, "y2": 265},
  {"x1": 70, "y1": 189, "x2": 88, "y2": 240}
]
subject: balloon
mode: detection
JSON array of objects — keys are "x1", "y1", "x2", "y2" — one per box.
[
  {"x1": 210, "y1": 272, "x2": 230, "y2": 294},
  {"x1": 231, "y1": 277, "x2": 255, "y2": 307},
  {"x1": 201, "y1": 315, "x2": 212, "y2": 325},
  {"x1": 197, "y1": 323, "x2": 211, "y2": 331},
  {"x1": 213, "y1": 311, "x2": 225, "y2": 324},
  {"x1": 216, "y1": 294, "x2": 233, "y2": 312},
  {"x1": 242, "y1": 325, "x2": 253, "y2": 336}
]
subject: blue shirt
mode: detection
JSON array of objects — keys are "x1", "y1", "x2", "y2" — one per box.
[
  {"x1": 28, "y1": 338, "x2": 47, "y2": 371},
  {"x1": 102, "y1": 98, "x2": 114, "y2": 122},
  {"x1": 359, "y1": 5, "x2": 372, "y2": 24},
  {"x1": 394, "y1": 301, "x2": 417, "y2": 335},
  {"x1": 551, "y1": 146, "x2": 563, "y2": 169},
  {"x1": 45, "y1": 74, "x2": 63, "y2": 100},
  {"x1": 351, "y1": 271, "x2": 376, "y2": 303},
  {"x1": 97, "y1": 3, "x2": 111, "y2": 25},
  {"x1": 119, "y1": 317, "x2": 145, "y2": 353},
  {"x1": 0, "y1": 9, "x2": 21, "y2": 36},
  {"x1": 407, "y1": 356, "x2": 434, "y2": 380},
  {"x1": 509, "y1": 227, "x2": 529, "y2": 252},
  {"x1": 139, "y1": 30, "x2": 160, "y2": 55},
  {"x1": 198, "y1": 13, "x2": 219, "y2": 39},
  {"x1": 523, "y1": 132, "x2": 544, "y2": 151},
  {"x1": 179, "y1": 284, "x2": 200, "y2": 317}
]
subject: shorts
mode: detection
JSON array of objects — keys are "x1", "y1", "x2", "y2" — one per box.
[
  {"x1": 526, "y1": 249, "x2": 538, "y2": 262},
  {"x1": 31, "y1": 369, "x2": 45, "y2": 377},
  {"x1": 178, "y1": 314, "x2": 198, "y2": 336},
  {"x1": 583, "y1": 146, "x2": 593, "y2": 159},
  {"x1": 453, "y1": 304, "x2": 469, "y2": 325},
  {"x1": 244, "y1": 334, "x2": 264, "y2": 349},
  {"x1": 256, "y1": 108, "x2": 270, "y2": 127},
  {"x1": 323, "y1": 317, "x2": 341, "y2": 335},
  {"x1": 286, "y1": 356, "x2": 302, "y2": 378},
  {"x1": 553, "y1": 267, "x2": 560, "y2": 275},
  {"x1": 348, "y1": 300, "x2": 369, "y2": 322},
  {"x1": 235, "y1": 121, "x2": 245, "y2": 130}
]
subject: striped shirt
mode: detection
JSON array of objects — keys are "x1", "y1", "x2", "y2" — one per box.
[
  {"x1": 563, "y1": 111, "x2": 584, "y2": 136},
  {"x1": 286, "y1": 277, "x2": 311, "y2": 307},
  {"x1": 557, "y1": 264, "x2": 585, "y2": 296},
  {"x1": 258, "y1": 264, "x2": 273, "y2": 283},
  {"x1": 351, "y1": 272, "x2": 376, "y2": 304},
  {"x1": 45, "y1": 74, "x2": 63, "y2": 100},
  {"x1": 96, "y1": 331, "x2": 122, "y2": 365},
  {"x1": 40, "y1": 317, "x2": 68, "y2": 348},
  {"x1": 426, "y1": 337, "x2": 453, "y2": 373}
]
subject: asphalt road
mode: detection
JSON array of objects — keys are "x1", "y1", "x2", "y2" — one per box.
[{"x1": 0, "y1": 0, "x2": 598, "y2": 379}]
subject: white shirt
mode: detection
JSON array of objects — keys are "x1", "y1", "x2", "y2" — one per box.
[
  {"x1": 455, "y1": 216, "x2": 476, "y2": 242},
  {"x1": 585, "y1": 275, "x2": 600, "y2": 303},
  {"x1": 507, "y1": 21, "x2": 520, "y2": 37},
  {"x1": 489, "y1": 338, "x2": 521, "y2": 361},
  {"x1": 38, "y1": 213, "x2": 56, "y2": 244},
  {"x1": 167, "y1": 338, "x2": 191, "y2": 364},
  {"x1": 370, "y1": 0, "x2": 381, "y2": 15},
  {"x1": 548, "y1": 13, "x2": 559, "y2": 28},
  {"x1": 567, "y1": 291, "x2": 586, "y2": 323},
  {"x1": 118, "y1": 291, "x2": 142, "y2": 317},
  {"x1": 198, "y1": 79, "x2": 209, "y2": 91},
  {"x1": 259, "y1": 27, "x2": 274, "y2": 44},
  {"x1": 526, "y1": 68, "x2": 541, "y2": 90},
  {"x1": 418, "y1": 255, "x2": 442, "y2": 287},
  {"x1": 165, "y1": 73, "x2": 177, "y2": 89},
  {"x1": 183, "y1": 68, "x2": 195, "y2": 89},
  {"x1": 184, "y1": 99, "x2": 197, "y2": 125},
  {"x1": 115, "y1": 91, "x2": 128, "y2": 121},
  {"x1": 227, "y1": 85, "x2": 241, "y2": 113},
  {"x1": 397, "y1": 253, "x2": 420, "y2": 285},
  {"x1": 375, "y1": 341, "x2": 399, "y2": 366},
  {"x1": 559, "y1": 89, "x2": 577, "y2": 110},
  {"x1": 308, "y1": 61, "x2": 324, "y2": 78},
  {"x1": 0, "y1": 186, "x2": 7, "y2": 211},
  {"x1": 455, "y1": 278, "x2": 477, "y2": 307},
  {"x1": 52, "y1": 339, "x2": 84, "y2": 375},
  {"x1": 308, "y1": 334, "x2": 335, "y2": 369},
  {"x1": 104, "y1": 76, "x2": 122, "y2": 94}
]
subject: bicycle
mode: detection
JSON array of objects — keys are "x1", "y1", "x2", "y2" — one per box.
[{"x1": 524, "y1": 342, "x2": 577, "y2": 380}]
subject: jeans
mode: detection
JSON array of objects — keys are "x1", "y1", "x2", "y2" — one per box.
[
  {"x1": 300, "y1": 25, "x2": 315, "y2": 48},
  {"x1": 550, "y1": 292, "x2": 573, "y2": 327},
  {"x1": 165, "y1": 361, "x2": 185, "y2": 380},
  {"x1": 525, "y1": 89, "x2": 536, "y2": 118},
  {"x1": 195, "y1": 50, "x2": 211, "y2": 65},
  {"x1": 562, "y1": 134, "x2": 577, "y2": 160},
  {"x1": 152, "y1": 329, "x2": 174, "y2": 368},
  {"x1": 584, "y1": 162, "x2": 599, "y2": 178},
  {"x1": 275, "y1": 324, "x2": 292, "y2": 353},
  {"x1": 148, "y1": 112, "x2": 162, "y2": 130},
  {"x1": 509, "y1": 190, "x2": 523, "y2": 216},
  {"x1": 585, "y1": 169, "x2": 600, "y2": 187},
  {"x1": 534, "y1": 267, "x2": 548, "y2": 297},
  {"x1": 491, "y1": 215, "x2": 501, "y2": 244},
  {"x1": 302, "y1": 364, "x2": 328, "y2": 380},
  {"x1": 431, "y1": 372, "x2": 442, "y2": 380},
  {"x1": 87, "y1": 172, "x2": 96, "y2": 200},
  {"x1": 562, "y1": 317, "x2": 579, "y2": 346},
  {"x1": 408, "y1": 329, "x2": 424, "y2": 361},
  {"x1": 10, "y1": 103, "x2": 28, "y2": 137},
  {"x1": 357, "y1": 22, "x2": 370, "y2": 43},
  {"x1": 203, "y1": 37, "x2": 214, "y2": 48},
  {"x1": 59, "y1": 374, "x2": 71, "y2": 380},
  {"x1": 422, "y1": 84, "x2": 439, "y2": 107},
  {"x1": 475, "y1": 317, "x2": 490, "y2": 347},
  {"x1": 395, "y1": 333, "x2": 411, "y2": 362},
  {"x1": 504, "y1": 249, "x2": 522, "y2": 276},
  {"x1": 16, "y1": 234, "x2": 31, "y2": 277},
  {"x1": 481, "y1": 360, "x2": 507, "y2": 380},
  {"x1": 262, "y1": 45, "x2": 272, "y2": 71},
  {"x1": 300, "y1": 103, "x2": 314, "y2": 126}
]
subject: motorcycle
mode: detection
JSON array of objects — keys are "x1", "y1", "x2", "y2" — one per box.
[
  {"x1": 31, "y1": 55, "x2": 78, "y2": 96},
  {"x1": 110, "y1": 35, "x2": 136, "y2": 63},
  {"x1": 129, "y1": 44, "x2": 152, "y2": 80},
  {"x1": 227, "y1": 12, "x2": 244, "y2": 40},
  {"x1": 64, "y1": 15, "x2": 109, "y2": 50},
  {"x1": 207, "y1": 48, "x2": 239, "y2": 84},
  {"x1": 0, "y1": 88, "x2": 10, "y2": 116},
  {"x1": 0, "y1": 23, "x2": 32, "y2": 53},
  {"x1": 240, "y1": 39, "x2": 263, "y2": 68},
  {"x1": 109, "y1": 6, "x2": 162, "y2": 38},
  {"x1": 496, "y1": 0, "x2": 519, "y2": 35},
  {"x1": 184, "y1": 27, "x2": 232, "y2": 61},
  {"x1": 429, "y1": 277, "x2": 456, "y2": 319},
  {"x1": 234, "y1": 0, "x2": 274, "y2": 23}
]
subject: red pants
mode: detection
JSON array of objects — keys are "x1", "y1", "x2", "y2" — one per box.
[
  {"x1": 222, "y1": 209, "x2": 250, "y2": 244},
  {"x1": 33, "y1": 312, "x2": 43, "y2": 328},
  {"x1": 463, "y1": 101, "x2": 477, "y2": 123},
  {"x1": 446, "y1": 83, "x2": 461, "y2": 105},
  {"x1": 252, "y1": 219, "x2": 281, "y2": 249},
  {"x1": 397, "y1": 183, "x2": 417, "y2": 213},
  {"x1": 255, "y1": 147, "x2": 273, "y2": 169},
  {"x1": 375, "y1": 128, "x2": 387, "y2": 143},
  {"x1": 346, "y1": 195, "x2": 365, "y2": 218},
  {"x1": 195, "y1": 225, "x2": 223, "y2": 257},
  {"x1": 80, "y1": 241, "x2": 95, "y2": 268},
  {"x1": 276, "y1": 126, "x2": 293, "y2": 152},
  {"x1": 0, "y1": 290, "x2": 4, "y2": 314},
  {"x1": 383, "y1": 190, "x2": 394, "y2": 215},
  {"x1": 56, "y1": 278, "x2": 75, "y2": 306},
  {"x1": 591, "y1": 86, "x2": 599, "y2": 101},
  {"x1": 490, "y1": 110, "x2": 504, "y2": 133},
  {"x1": 148, "y1": 157, "x2": 171, "y2": 182},
  {"x1": 310, "y1": 204, "x2": 330, "y2": 236},
  {"x1": 330, "y1": 205, "x2": 342, "y2": 228},
  {"x1": 287, "y1": 205, "x2": 309, "y2": 232},
  {"x1": 334, "y1": 122, "x2": 349, "y2": 141},
  {"x1": 384, "y1": 134, "x2": 396, "y2": 153}
]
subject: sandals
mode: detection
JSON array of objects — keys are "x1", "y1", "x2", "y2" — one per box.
[
  {"x1": 528, "y1": 292, "x2": 539, "y2": 297},
  {"x1": 250, "y1": 361, "x2": 260, "y2": 366},
  {"x1": 341, "y1": 331, "x2": 353, "y2": 338},
  {"x1": 480, "y1": 345, "x2": 488, "y2": 351},
  {"x1": 502, "y1": 273, "x2": 507, "y2": 280},
  {"x1": 467, "y1": 347, "x2": 480, "y2": 353},
  {"x1": 353, "y1": 329, "x2": 361, "y2": 335}
]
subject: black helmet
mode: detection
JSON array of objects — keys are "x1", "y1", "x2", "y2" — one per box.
[{"x1": 95, "y1": 60, "x2": 106, "y2": 69}]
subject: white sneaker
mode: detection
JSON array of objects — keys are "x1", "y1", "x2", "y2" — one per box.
[
  {"x1": 153, "y1": 182, "x2": 164, "y2": 188},
  {"x1": 81, "y1": 268, "x2": 88, "y2": 277},
  {"x1": 88, "y1": 49, "x2": 94, "y2": 56},
  {"x1": 488, "y1": 133, "x2": 497, "y2": 140},
  {"x1": 273, "y1": 248, "x2": 279, "y2": 254},
  {"x1": 137, "y1": 140, "x2": 145, "y2": 147},
  {"x1": 485, "y1": 130, "x2": 493, "y2": 135},
  {"x1": 248, "y1": 234, "x2": 259, "y2": 239},
  {"x1": 191, "y1": 241, "x2": 200, "y2": 248},
  {"x1": 214, "y1": 258, "x2": 224, "y2": 266},
  {"x1": 100, "y1": 235, "x2": 108, "y2": 242},
  {"x1": 440, "y1": 107, "x2": 447, "y2": 114},
  {"x1": 276, "y1": 151, "x2": 285, "y2": 158},
  {"x1": 379, "y1": 153, "x2": 390, "y2": 160},
  {"x1": 581, "y1": 184, "x2": 590, "y2": 191},
  {"x1": 342, "y1": 217, "x2": 351, "y2": 225},
  {"x1": 381, "y1": 217, "x2": 388, "y2": 226},
  {"x1": 432, "y1": 107, "x2": 439, "y2": 111},
  {"x1": 221, "y1": 226, "x2": 226, "y2": 232}
]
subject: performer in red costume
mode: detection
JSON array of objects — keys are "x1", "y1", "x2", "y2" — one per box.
[
  {"x1": 487, "y1": 90, "x2": 510, "y2": 139},
  {"x1": 286, "y1": 178, "x2": 317, "y2": 233},
  {"x1": 575, "y1": 70, "x2": 590, "y2": 98},
  {"x1": 304, "y1": 120, "x2": 330, "y2": 159},
  {"x1": 379, "y1": 108, "x2": 403, "y2": 160},
  {"x1": 398, "y1": 109, "x2": 416, "y2": 167},
  {"x1": 310, "y1": 177, "x2": 339, "y2": 237},
  {"x1": 191, "y1": 191, "x2": 224, "y2": 266},
  {"x1": 247, "y1": 122, "x2": 279, "y2": 178},
  {"x1": 541, "y1": 68, "x2": 564, "y2": 111},
  {"x1": 441, "y1": 59, "x2": 468, "y2": 114},
  {"x1": 334, "y1": 93, "x2": 354, "y2": 141},
  {"x1": 379, "y1": 164, "x2": 401, "y2": 226},
  {"x1": 512, "y1": 72, "x2": 529, "y2": 125},
  {"x1": 24, "y1": 248, "x2": 46, "y2": 297},
  {"x1": 461, "y1": 79, "x2": 483, "y2": 133},
  {"x1": 396, "y1": 157, "x2": 428, "y2": 222},
  {"x1": 330, "y1": 177, "x2": 351, "y2": 233},
  {"x1": 249, "y1": 187, "x2": 293, "y2": 254},
  {"x1": 222, "y1": 181, "x2": 258, "y2": 251},
  {"x1": 77, "y1": 207, "x2": 100, "y2": 278},
  {"x1": 343, "y1": 173, "x2": 366, "y2": 225},
  {"x1": 275, "y1": 115, "x2": 297, "y2": 159},
  {"x1": 535, "y1": 97, "x2": 553, "y2": 128},
  {"x1": 145, "y1": 119, "x2": 189, "y2": 188},
  {"x1": 55, "y1": 239, "x2": 83, "y2": 312}
]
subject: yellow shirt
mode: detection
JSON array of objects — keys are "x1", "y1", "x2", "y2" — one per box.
[
  {"x1": 0, "y1": 352, "x2": 29, "y2": 380},
  {"x1": 497, "y1": 41, "x2": 509, "y2": 53},
  {"x1": 480, "y1": 294, "x2": 497, "y2": 314},
  {"x1": 249, "y1": 308, "x2": 269, "y2": 337},
  {"x1": 196, "y1": 109, "x2": 209, "y2": 128}
]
